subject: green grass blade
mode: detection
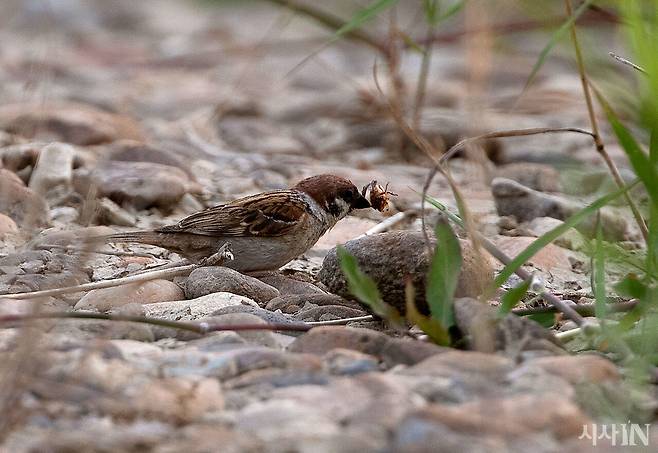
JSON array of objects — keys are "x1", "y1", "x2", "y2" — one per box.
[
  {"x1": 493, "y1": 180, "x2": 639, "y2": 288},
  {"x1": 426, "y1": 218, "x2": 462, "y2": 328},
  {"x1": 406, "y1": 279, "x2": 451, "y2": 345},
  {"x1": 435, "y1": 0, "x2": 466, "y2": 25},
  {"x1": 422, "y1": 0, "x2": 464, "y2": 26},
  {"x1": 616, "y1": 275, "x2": 651, "y2": 331},
  {"x1": 621, "y1": 1, "x2": 658, "y2": 128},
  {"x1": 593, "y1": 217, "x2": 607, "y2": 319},
  {"x1": 424, "y1": 196, "x2": 465, "y2": 228},
  {"x1": 528, "y1": 312, "x2": 555, "y2": 328},
  {"x1": 648, "y1": 128, "x2": 658, "y2": 279},
  {"x1": 498, "y1": 279, "x2": 531, "y2": 317},
  {"x1": 337, "y1": 246, "x2": 403, "y2": 327},
  {"x1": 521, "y1": 0, "x2": 594, "y2": 93},
  {"x1": 615, "y1": 275, "x2": 649, "y2": 301},
  {"x1": 595, "y1": 89, "x2": 658, "y2": 208},
  {"x1": 334, "y1": 0, "x2": 399, "y2": 39},
  {"x1": 422, "y1": 0, "x2": 440, "y2": 24}
]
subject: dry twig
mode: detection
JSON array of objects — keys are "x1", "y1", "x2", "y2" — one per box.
[{"x1": 565, "y1": 0, "x2": 649, "y2": 241}]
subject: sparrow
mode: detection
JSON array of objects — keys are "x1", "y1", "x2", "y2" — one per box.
[{"x1": 99, "y1": 174, "x2": 371, "y2": 271}]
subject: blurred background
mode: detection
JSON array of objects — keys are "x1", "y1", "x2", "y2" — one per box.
[{"x1": 1, "y1": 1, "x2": 657, "y2": 451}]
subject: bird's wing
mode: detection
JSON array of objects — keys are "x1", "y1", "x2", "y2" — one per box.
[{"x1": 157, "y1": 190, "x2": 310, "y2": 237}]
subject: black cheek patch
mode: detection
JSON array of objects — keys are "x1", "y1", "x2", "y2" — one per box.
[{"x1": 326, "y1": 201, "x2": 342, "y2": 217}]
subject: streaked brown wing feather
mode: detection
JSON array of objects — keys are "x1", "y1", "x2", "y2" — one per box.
[{"x1": 157, "y1": 190, "x2": 309, "y2": 237}]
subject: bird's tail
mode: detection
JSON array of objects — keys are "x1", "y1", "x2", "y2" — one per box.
[
  {"x1": 98, "y1": 231, "x2": 169, "y2": 247},
  {"x1": 88, "y1": 230, "x2": 215, "y2": 262}
]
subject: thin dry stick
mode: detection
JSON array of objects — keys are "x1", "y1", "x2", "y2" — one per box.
[
  {"x1": 512, "y1": 299, "x2": 638, "y2": 317},
  {"x1": 0, "y1": 262, "x2": 196, "y2": 300},
  {"x1": 438, "y1": 127, "x2": 595, "y2": 164},
  {"x1": 0, "y1": 311, "x2": 312, "y2": 333},
  {"x1": 355, "y1": 211, "x2": 412, "y2": 239},
  {"x1": 565, "y1": 0, "x2": 649, "y2": 242},
  {"x1": 307, "y1": 315, "x2": 375, "y2": 325}
]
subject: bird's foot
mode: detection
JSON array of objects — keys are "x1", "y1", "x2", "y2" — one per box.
[{"x1": 198, "y1": 242, "x2": 234, "y2": 267}]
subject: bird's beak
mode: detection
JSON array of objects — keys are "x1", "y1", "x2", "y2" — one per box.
[{"x1": 351, "y1": 193, "x2": 371, "y2": 209}]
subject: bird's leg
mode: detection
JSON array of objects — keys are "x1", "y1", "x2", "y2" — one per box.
[{"x1": 198, "y1": 242, "x2": 234, "y2": 267}]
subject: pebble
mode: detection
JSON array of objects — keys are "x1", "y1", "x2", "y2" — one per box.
[
  {"x1": 210, "y1": 304, "x2": 300, "y2": 328},
  {"x1": 160, "y1": 346, "x2": 323, "y2": 381},
  {"x1": 266, "y1": 294, "x2": 361, "y2": 315},
  {"x1": 201, "y1": 312, "x2": 283, "y2": 348},
  {"x1": 294, "y1": 304, "x2": 369, "y2": 322},
  {"x1": 73, "y1": 161, "x2": 197, "y2": 210},
  {"x1": 524, "y1": 216, "x2": 585, "y2": 250},
  {"x1": 494, "y1": 162, "x2": 561, "y2": 192},
  {"x1": 322, "y1": 348, "x2": 380, "y2": 375},
  {"x1": 0, "y1": 249, "x2": 89, "y2": 295},
  {"x1": 257, "y1": 273, "x2": 327, "y2": 296},
  {"x1": 144, "y1": 291, "x2": 258, "y2": 321},
  {"x1": 394, "y1": 394, "x2": 589, "y2": 440},
  {"x1": 74, "y1": 279, "x2": 184, "y2": 312},
  {"x1": 0, "y1": 168, "x2": 49, "y2": 227},
  {"x1": 453, "y1": 297, "x2": 562, "y2": 355},
  {"x1": 0, "y1": 142, "x2": 42, "y2": 173},
  {"x1": 95, "y1": 197, "x2": 137, "y2": 226},
  {"x1": 523, "y1": 354, "x2": 620, "y2": 384},
  {"x1": 492, "y1": 177, "x2": 627, "y2": 240},
  {"x1": 288, "y1": 326, "x2": 446, "y2": 367},
  {"x1": 28, "y1": 142, "x2": 74, "y2": 196},
  {"x1": 495, "y1": 236, "x2": 572, "y2": 273},
  {"x1": 0, "y1": 213, "x2": 18, "y2": 237},
  {"x1": 185, "y1": 266, "x2": 280, "y2": 305},
  {"x1": 123, "y1": 376, "x2": 224, "y2": 423}
]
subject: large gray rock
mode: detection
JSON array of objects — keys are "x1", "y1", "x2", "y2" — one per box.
[
  {"x1": 185, "y1": 266, "x2": 280, "y2": 305},
  {"x1": 317, "y1": 231, "x2": 492, "y2": 315}
]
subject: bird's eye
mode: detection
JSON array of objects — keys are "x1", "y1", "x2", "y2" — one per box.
[{"x1": 342, "y1": 189, "x2": 354, "y2": 200}]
